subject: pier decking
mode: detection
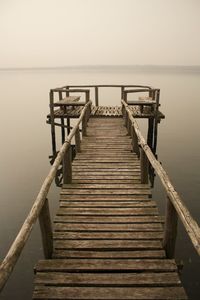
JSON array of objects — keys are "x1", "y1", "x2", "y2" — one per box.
[{"x1": 33, "y1": 118, "x2": 187, "y2": 299}]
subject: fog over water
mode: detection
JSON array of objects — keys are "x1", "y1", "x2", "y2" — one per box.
[{"x1": 0, "y1": 66, "x2": 199, "y2": 299}]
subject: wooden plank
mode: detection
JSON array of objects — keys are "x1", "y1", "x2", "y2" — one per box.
[
  {"x1": 72, "y1": 175, "x2": 140, "y2": 179},
  {"x1": 35, "y1": 258, "x2": 177, "y2": 272},
  {"x1": 63, "y1": 184, "x2": 149, "y2": 189},
  {"x1": 59, "y1": 200, "x2": 157, "y2": 207},
  {"x1": 72, "y1": 179, "x2": 140, "y2": 184},
  {"x1": 54, "y1": 239, "x2": 162, "y2": 251},
  {"x1": 34, "y1": 271, "x2": 181, "y2": 286},
  {"x1": 72, "y1": 170, "x2": 141, "y2": 174},
  {"x1": 57, "y1": 207, "x2": 158, "y2": 216},
  {"x1": 33, "y1": 286, "x2": 187, "y2": 299},
  {"x1": 54, "y1": 223, "x2": 163, "y2": 232},
  {"x1": 60, "y1": 195, "x2": 150, "y2": 201},
  {"x1": 53, "y1": 250, "x2": 166, "y2": 259},
  {"x1": 54, "y1": 216, "x2": 164, "y2": 223},
  {"x1": 53, "y1": 232, "x2": 163, "y2": 240},
  {"x1": 72, "y1": 165, "x2": 141, "y2": 169},
  {"x1": 73, "y1": 159, "x2": 137, "y2": 163},
  {"x1": 60, "y1": 189, "x2": 151, "y2": 195}
]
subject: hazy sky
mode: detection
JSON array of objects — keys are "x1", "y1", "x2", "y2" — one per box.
[{"x1": 0, "y1": 0, "x2": 200, "y2": 68}]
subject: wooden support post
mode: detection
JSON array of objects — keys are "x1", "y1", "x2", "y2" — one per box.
[
  {"x1": 39, "y1": 198, "x2": 53, "y2": 259},
  {"x1": 82, "y1": 114, "x2": 87, "y2": 136},
  {"x1": 95, "y1": 87, "x2": 99, "y2": 106},
  {"x1": 124, "y1": 111, "x2": 128, "y2": 128},
  {"x1": 49, "y1": 90, "x2": 56, "y2": 155},
  {"x1": 153, "y1": 118, "x2": 158, "y2": 155},
  {"x1": 67, "y1": 117, "x2": 70, "y2": 135},
  {"x1": 63, "y1": 145, "x2": 72, "y2": 184},
  {"x1": 86, "y1": 90, "x2": 90, "y2": 103},
  {"x1": 121, "y1": 86, "x2": 125, "y2": 100},
  {"x1": 59, "y1": 91, "x2": 65, "y2": 143},
  {"x1": 163, "y1": 197, "x2": 178, "y2": 258},
  {"x1": 131, "y1": 125, "x2": 140, "y2": 157},
  {"x1": 140, "y1": 148, "x2": 149, "y2": 184},
  {"x1": 124, "y1": 91, "x2": 128, "y2": 103},
  {"x1": 75, "y1": 127, "x2": 81, "y2": 153},
  {"x1": 65, "y1": 86, "x2": 70, "y2": 97},
  {"x1": 127, "y1": 117, "x2": 131, "y2": 136},
  {"x1": 147, "y1": 118, "x2": 154, "y2": 149}
]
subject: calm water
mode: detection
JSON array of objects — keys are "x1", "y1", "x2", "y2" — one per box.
[{"x1": 0, "y1": 66, "x2": 199, "y2": 299}]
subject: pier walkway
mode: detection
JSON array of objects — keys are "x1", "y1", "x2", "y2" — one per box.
[
  {"x1": 33, "y1": 117, "x2": 187, "y2": 299},
  {"x1": 0, "y1": 85, "x2": 199, "y2": 299}
]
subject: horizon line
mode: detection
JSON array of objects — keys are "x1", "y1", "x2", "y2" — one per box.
[{"x1": 1, "y1": 64, "x2": 200, "y2": 71}]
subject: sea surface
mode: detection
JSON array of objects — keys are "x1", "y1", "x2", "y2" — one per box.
[{"x1": 0, "y1": 66, "x2": 199, "y2": 299}]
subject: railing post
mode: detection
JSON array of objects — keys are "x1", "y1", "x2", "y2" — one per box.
[
  {"x1": 63, "y1": 144, "x2": 72, "y2": 184},
  {"x1": 82, "y1": 109, "x2": 88, "y2": 136},
  {"x1": 131, "y1": 125, "x2": 140, "y2": 157},
  {"x1": 75, "y1": 127, "x2": 81, "y2": 153},
  {"x1": 49, "y1": 90, "x2": 56, "y2": 155},
  {"x1": 39, "y1": 198, "x2": 53, "y2": 259},
  {"x1": 95, "y1": 87, "x2": 99, "y2": 106},
  {"x1": 121, "y1": 86, "x2": 125, "y2": 100},
  {"x1": 140, "y1": 148, "x2": 149, "y2": 184},
  {"x1": 65, "y1": 86, "x2": 70, "y2": 97},
  {"x1": 163, "y1": 196, "x2": 178, "y2": 258},
  {"x1": 124, "y1": 91, "x2": 128, "y2": 103},
  {"x1": 59, "y1": 91, "x2": 65, "y2": 144},
  {"x1": 127, "y1": 117, "x2": 131, "y2": 136}
]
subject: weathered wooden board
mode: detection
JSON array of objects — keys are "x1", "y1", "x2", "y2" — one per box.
[
  {"x1": 53, "y1": 249, "x2": 166, "y2": 259},
  {"x1": 53, "y1": 231, "x2": 163, "y2": 240},
  {"x1": 54, "y1": 215, "x2": 164, "y2": 224},
  {"x1": 35, "y1": 259, "x2": 177, "y2": 272},
  {"x1": 34, "y1": 271, "x2": 180, "y2": 286},
  {"x1": 54, "y1": 223, "x2": 163, "y2": 232},
  {"x1": 56, "y1": 207, "x2": 158, "y2": 216},
  {"x1": 33, "y1": 286, "x2": 187, "y2": 299},
  {"x1": 59, "y1": 200, "x2": 157, "y2": 207}
]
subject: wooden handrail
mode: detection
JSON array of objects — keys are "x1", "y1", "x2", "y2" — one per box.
[
  {"x1": 122, "y1": 99, "x2": 200, "y2": 256},
  {"x1": 0, "y1": 101, "x2": 92, "y2": 292}
]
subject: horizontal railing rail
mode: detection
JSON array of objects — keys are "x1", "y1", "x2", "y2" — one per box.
[
  {"x1": 121, "y1": 99, "x2": 200, "y2": 258},
  {"x1": 0, "y1": 100, "x2": 92, "y2": 292},
  {"x1": 51, "y1": 85, "x2": 154, "y2": 107}
]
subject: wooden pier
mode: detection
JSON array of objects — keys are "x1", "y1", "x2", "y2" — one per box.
[{"x1": 0, "y1": 85, "x2": 199, "y2": 299}]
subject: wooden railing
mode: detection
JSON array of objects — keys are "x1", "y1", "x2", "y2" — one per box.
[
  {"x1": 51, "y1": 84, "x2": 153, "y2": 107},
  {"x1": 121, "y1": 99, "x2": 200, "y2": 258},
  {"x1": 0, "y1": 100, "x2": 92, "y2": 292}
]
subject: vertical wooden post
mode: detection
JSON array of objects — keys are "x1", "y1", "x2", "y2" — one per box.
[
  {"x1": 59, "y1": 91, "x2": 65, "y2": 143},
  {"x1": 121, "y1": 86, "x2": 125, "y2": 100},
  {"x1": 127, "y1": 117, "x2": 131, "y2": 136},
  {"x1": 140, "y1": 148, "x2": 149, "y2": 184},
  {"x1": 49, "y1": 90, "x2": 56, "y2": 155},
  {"x1": 66, "y1": 86, "x2": 70, "y2": 97},
  {"x1": 82, "y1": 114, "x2": 87, "y2": 136},
  {"x1": 67, "y1": 117, "x2": 70, "y2": 135},
  {"x1": 86, "y1": 90, "x2": 90, "y2": 103},
  {"x1": 95, "y1": 87, "x2": 99, "y2": 106},
  {"x1": 147, "y1": 118, "x2": 154, "y2": 149},
  {"x1": 75, "y1": 127, "x2": 81, "y2": 153},
  {"x1": 163, "y1": 197, "x2": 178, "y2": 258},
  {"x1": 124, "y1": 91, "x2": 128, "y2": 103},
  {"x1": 63, "y1": 145, "x2": 72, "y2": 184},
  {"x1": 131, "y1": 125, "x2": 140, "y2": 157},
  {"x1": 39, "y1": 198, "x2": 53, "y2": 259}
]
